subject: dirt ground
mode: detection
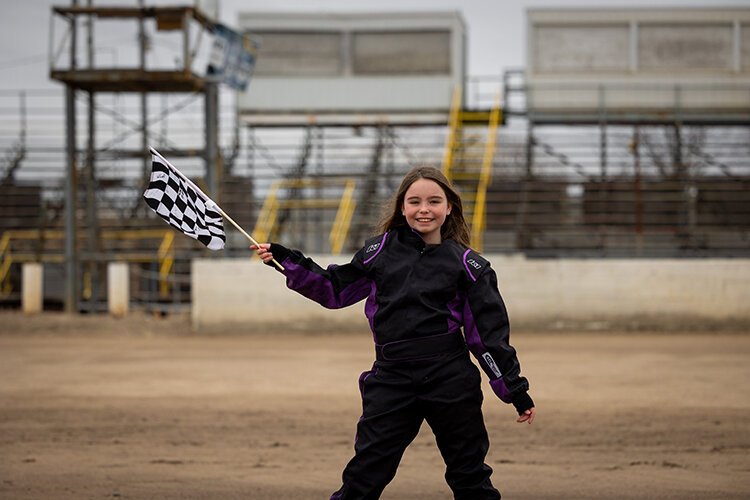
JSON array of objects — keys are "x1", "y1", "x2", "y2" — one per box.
[{"x1": 0, "y1": 312, "x2": 748, "y2": 500}]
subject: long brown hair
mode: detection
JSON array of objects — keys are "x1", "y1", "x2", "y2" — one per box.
[{"x1": 376, "y1": 166, "x2": 471, "y2": 247}]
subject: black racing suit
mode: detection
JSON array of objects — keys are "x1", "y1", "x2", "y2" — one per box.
[{"x1": 268, "y1": 225, "x2": 533, "y2": 500}]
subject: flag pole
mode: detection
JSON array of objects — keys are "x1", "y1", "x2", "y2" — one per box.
[
  {"x1": 215, "y1": 206, "x2": 285, "y2": 271},
  {"x1": 149, "y1": 147, "x2": 284, "y2": 271}
]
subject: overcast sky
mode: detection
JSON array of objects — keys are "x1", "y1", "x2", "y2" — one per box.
[{"x1": 1, "y1": 0, "x2": 748, "y2": 91}]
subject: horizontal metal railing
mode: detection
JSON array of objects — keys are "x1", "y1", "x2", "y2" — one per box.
[{"x1": 502, "y1": 70, "x2": 750, "y2": 123}]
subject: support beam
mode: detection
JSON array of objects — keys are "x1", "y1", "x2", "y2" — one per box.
[
  {"x1": 64, "y1": 0, "x2": 79, "y2": 314},
  {"x1": 205, "y1": 81, "x2": 219, "y2": 200},
  {"x1": 63, "y1": 90, "x2": 79, "y2": 313}
]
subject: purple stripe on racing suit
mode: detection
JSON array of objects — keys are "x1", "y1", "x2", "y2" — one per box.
[
  {"x1": 363, "y1": 232, "x2": 388, "y2": 265},
  {"x1": 463, "y1": 248, "x2": 477, "y2": 282},
  {"x1": 461, "y1": 297, "x2": 513, "y2": 403},
  {"x1": 364, "y1": 282, "x2": 379, "y2": 342},
  {"x1": 281, "y1": 259, "x2": 371, "y2": 309}
]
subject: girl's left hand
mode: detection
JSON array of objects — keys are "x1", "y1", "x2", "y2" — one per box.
[
  {"x1": 250, "y1": 243, "x2": 274, "y2": 264},
  {"x1": 516, "y1": 407, "x2": 536, "y2": 424}
]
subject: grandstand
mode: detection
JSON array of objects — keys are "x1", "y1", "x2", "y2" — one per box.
[{"x1": 0, "y1": 5, "x2": 748, "y2": 313}]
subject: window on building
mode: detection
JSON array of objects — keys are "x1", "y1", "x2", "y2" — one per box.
[
  {"x1": 352, "y1": 31, "x2": 451, "y2": 75},
  {"x1": 252, "y1": 31, "x2": 343, "y2": 76},
  {"x1": 639, "y1": 24, "x2": 733, "y2": 71},
  {"x1": 533, "y1": 24, "x2": 630, "y2": 73}
]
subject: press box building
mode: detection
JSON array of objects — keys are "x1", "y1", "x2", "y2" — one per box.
[
  {"x1": 236, "y1": 11, "x2": 467, "y2": 125},
  {"x1": 525, "y1": 7, "x2": 750, "y2": 123}
]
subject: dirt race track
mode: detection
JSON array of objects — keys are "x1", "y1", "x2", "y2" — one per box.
[{"x1": 0, "y1": 312, "x2": 749, "y2": 500}]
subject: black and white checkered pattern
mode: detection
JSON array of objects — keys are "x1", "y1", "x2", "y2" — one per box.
[{"x1": 143, "y1": 153, "x2": 225, "y2": 250}]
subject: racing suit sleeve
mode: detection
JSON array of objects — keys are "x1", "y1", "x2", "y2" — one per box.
[
  {"x1": 266, "y1": 243, "x2": 371, "y2": 309},
  {"x1": 462, "y1": 263, "x2": 534, "y2": 415}
]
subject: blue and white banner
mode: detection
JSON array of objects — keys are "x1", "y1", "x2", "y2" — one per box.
[{"x1": 207, "y1": 23, "x2": 258, "y2": 92}]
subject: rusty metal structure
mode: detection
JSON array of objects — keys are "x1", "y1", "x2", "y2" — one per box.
[{"x1": 47, "y1": 2, "x2": 222, "y2": 312}]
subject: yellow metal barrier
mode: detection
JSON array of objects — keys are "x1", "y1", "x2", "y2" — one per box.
[
  {"x1": 0, "y1": 229, "x2": 175, "y2": 297},
  {"x1": 330, "y1": 180, "x2": 357, "y2": 254},
  {"x1": 0, "y1": 232, "x2": 12, "y2": 296},
  {"x1": 253, "y1": 177, "x2": 358, "y2": 254},
  {"x1": 0, "y1": 230, "x2": 64, "y2": 296},
  {"x1": 157, "y1": 231, "x2": 175, "y2": 298},
  {"x1": 253, "y1": 184, "x2": 281, "y2": 243}
]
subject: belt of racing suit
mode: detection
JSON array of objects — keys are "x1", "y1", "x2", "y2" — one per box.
[{"x1": 375, "y1": 330, "x2": 466, "y2": 362}]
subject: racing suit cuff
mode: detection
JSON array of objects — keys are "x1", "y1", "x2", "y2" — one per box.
[
  {"x1": 512, "y1": 391, "x2": 534, "y2": 415},
  {"x1": 267, "y1": 243, "x2": 291, "y2": 270}
]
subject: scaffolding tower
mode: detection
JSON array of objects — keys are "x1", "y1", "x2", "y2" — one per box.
[{"x1": 49, "y1": 3, "x2": 221, "y2": 312}]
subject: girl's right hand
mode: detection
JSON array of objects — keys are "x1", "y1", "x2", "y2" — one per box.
[
  {"x1": 516, "y1": 407, "x2": 536, "y2": 424},
  {"x1": 250, "y1": 243, "x2": 274, "y2": 264}
]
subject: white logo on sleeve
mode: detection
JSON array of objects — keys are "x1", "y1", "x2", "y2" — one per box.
[{"x1": 482, "y1": 353, "x2": 502, "y2": 378}]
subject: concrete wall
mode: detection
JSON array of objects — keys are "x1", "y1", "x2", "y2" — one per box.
[
  {"x1": 191, "y1": 256, "x2": 366, "y2": 332},
  {"x1": 192, "y1": 256, "x2": 750, "y2": 332}
]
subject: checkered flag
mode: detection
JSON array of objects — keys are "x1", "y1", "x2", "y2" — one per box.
[{"x1": 143, "y1": 149, "x2": 226, "y2": 250}]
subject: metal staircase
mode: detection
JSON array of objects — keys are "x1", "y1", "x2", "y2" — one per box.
[
  {"x1": 442, "y1": 87, "x2": 502, "y2": 251},
  {"x1": 252, "y1": 177, "x2": 357, "y2": 254},
  {"x1": 251, "y1": 125, "x2": 362, "y2": 254}
]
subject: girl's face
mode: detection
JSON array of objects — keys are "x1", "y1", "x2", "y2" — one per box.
[{"x1": 401, "y1": 178, "x2": 452, "y2": 245}]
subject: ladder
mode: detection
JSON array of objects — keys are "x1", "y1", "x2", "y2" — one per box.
[{"x1": 442, "y1": 87, "x2": 502, "y2": 252}]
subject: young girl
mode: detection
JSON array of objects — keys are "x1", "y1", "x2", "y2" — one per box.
[{"x1": 251, "y1": 166, "x2": 535, "y2": 500}]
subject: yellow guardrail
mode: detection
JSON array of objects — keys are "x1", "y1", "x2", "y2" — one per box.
[
  {"x1": 0, "y1": 228, "x2": 175, "y2": 298},
  {"x1": 0, "y1": 230, "x2": 63, "y2": 296},
  {"x1": 157, "y1": 231, "x2": 175, "y2": 298},
  {"x1": 330, "y1": 180, "x2": 357, "y2": 254},
  {"x1": 253, "y1": 177, "x2": 358, "y2": 254},
  {"x1": 0, "y1": 232, "x2": 12, "y2": 296},
  {"x1": 253, "y1": 186, "x2": 281, "y2": 244}
]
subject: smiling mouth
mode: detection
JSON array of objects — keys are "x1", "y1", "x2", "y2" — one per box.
[{"x1": 416, "y1": 218, "x2": 433, "y2": 223}]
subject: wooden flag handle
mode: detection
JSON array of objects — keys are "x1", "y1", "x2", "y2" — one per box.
[
  {"x1": 215, "y1": 207, "x2": 285, "y2": 272},
  {"x1": 149, "y1": 147, "x2": 284, "y2": 271}
]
